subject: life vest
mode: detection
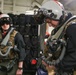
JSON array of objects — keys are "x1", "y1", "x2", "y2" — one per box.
[
  {"x1": 43, "y1": 15, "x2": 76, "y2": 70},
  {"x1": 0, "y1": 29, "x2": 18, "y2": 62}
]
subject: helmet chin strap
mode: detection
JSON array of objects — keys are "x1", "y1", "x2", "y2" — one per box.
[{"x1": 3, "y1": 30, "x2": 8, "y2": 32}]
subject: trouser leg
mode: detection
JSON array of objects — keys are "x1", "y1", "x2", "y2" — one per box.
[
  {"x1": 0, "y1": 62, "x2": 8, "y2": 75},
  {"x1": 7, "y1": 63, "x2": 18, "y2": 75},
  {"x1": 0, "y1": 71, "x2": 7, "y2": 75}
]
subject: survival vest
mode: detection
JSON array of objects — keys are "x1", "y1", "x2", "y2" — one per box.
[
  {"x1": 0, "y1": 29, "x2": 18, "y2": 62},
  {"x1": 43, "y1": 15, "x2": 76, "y2": 65}
]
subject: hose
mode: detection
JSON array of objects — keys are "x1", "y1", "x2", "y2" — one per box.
[
  {"x1": 41, "y1": 45, "x2": 66, "y2": 66},
  {"x1": 0, "y1": 46, "x2": 13, "y2": 57}
]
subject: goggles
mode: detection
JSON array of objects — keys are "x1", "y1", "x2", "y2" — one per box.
[
  {"x1": 39, "y1": 8, "x2": 58, "y2": 21},
  {"x1": 0, "y1": 17, "x2": 11, "y2": 26}
]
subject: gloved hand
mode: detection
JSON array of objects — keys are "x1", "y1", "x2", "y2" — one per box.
[{"x1": 42, "y1": 60, "x2": 56, "y2": 75}]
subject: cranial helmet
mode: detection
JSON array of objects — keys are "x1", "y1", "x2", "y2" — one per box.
[
  {"x1": 40, "y1": 0, "x2": 65, "y2": 21},
  {"x1": 0, "y1": 14, "x2": 12, "y2": 26}
]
